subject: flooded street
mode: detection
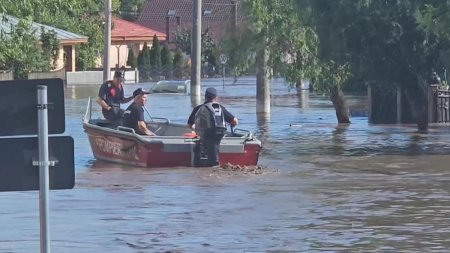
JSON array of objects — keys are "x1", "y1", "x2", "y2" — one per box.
[{"x1": 1, "y1": 77, "x2": 450, "y2": 252}]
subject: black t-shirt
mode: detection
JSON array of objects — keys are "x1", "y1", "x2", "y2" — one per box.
[
  {"x1": 123, "y1": 102, "x2": 145, "y2": 134},
  {"x1": 98, "y1": 81, "x2": 124, "y2": 106},
  {"x1": 187, "y1": 101, "x2": 235, "y2": 126},
  {"x1": 98, "y1": 81, "x2": 125, "y2": 121}
]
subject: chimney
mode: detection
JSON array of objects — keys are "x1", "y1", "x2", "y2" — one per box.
[
  {"x1": 165, "y1": 16, "x2": 170, "y2": 43},
  {"x1": 176, "y1": 16, "x2": 181, "y2": 26},
  {"x1": 231, "y1": 0, "x2": 237, "y2": 28}
]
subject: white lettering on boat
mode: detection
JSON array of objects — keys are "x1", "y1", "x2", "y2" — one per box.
[{"x1": 93, "y1": 136, "x2": 139, "y2": 160}]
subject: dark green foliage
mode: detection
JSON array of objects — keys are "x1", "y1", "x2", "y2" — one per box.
[
  {"x1": 174, "y1": 30, "x2": 191, "y2": 55},
  {"x1": 150, "y1": 34, "x2": 161, "y2": 67},
  {"x1": 173, "y1": 49, "x2": 183, "y2": 67},
  {"x1": 174, "y1": 28, "x2": 218, "y2": 70},
  {"x1": 2, "y1": 0, "x2": 105, "y2": 71},
  {"x1": 138, "y1": 42, "x2": 151, "y2": 70},
  {"x1": 127, "y1": 48, "x2": 137, "y2": 68},
  {"x1": 119, "y1": 0, "x2": 146, "y2": 21},
  {"x1": 160, "y1": 44, "x2": 173, "y2": 67},
  {"x1": 40, "y1": 27, "x2": 60, "y2": 69},
  {"x1": 0, "y1": 18, "x2": 57, "y2": 79},
  {"x1": 173, "y1": 49, "x2": 184, "y2": 79}
]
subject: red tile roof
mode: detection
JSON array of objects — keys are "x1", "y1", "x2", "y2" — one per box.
[
  {"x1": 112, "y1": 16, "x2": 166, "y2": 43},
  {"x1": 137, "y1": 0, "x2": 244, "y2": 41}
]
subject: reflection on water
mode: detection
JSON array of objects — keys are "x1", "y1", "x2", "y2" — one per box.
[{"x1": 1, "y1": 77, "x2": 450, "y2": 252}]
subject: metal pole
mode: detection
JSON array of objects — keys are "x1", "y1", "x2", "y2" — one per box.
[
  {"x1": 190, "y1": 0, "x2": 202, "y2": 106},
  {"x1": 223, "y1": 66, "x2": 225, "y2": 89},
  {"x1": 37, "y1": 85, "x2": 50, "y2": 253},
  {"x1": 103, "y1": 0, "x2": 112, "y2": 81}
]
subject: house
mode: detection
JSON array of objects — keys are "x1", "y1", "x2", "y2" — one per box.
[
  {"x1": 137, "y1": 0, "x2": 243, "y2": 44},
  {"x1": 0, "y1": 14, "x2": 88, "y2": 72},
  {"x1": 110, "y1": 16, "x2": 166, "y2": 68}
]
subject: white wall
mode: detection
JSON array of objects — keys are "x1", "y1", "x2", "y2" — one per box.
[{"x1": 66, "y1": 70, "x2": 139, "y2": 86}]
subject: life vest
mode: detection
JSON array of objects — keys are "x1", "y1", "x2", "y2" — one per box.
[{"x1": 194, "y1": 102, "x2": 227, "y2": 138}]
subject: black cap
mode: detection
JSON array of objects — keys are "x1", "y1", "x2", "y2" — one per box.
[
  {"x1": 205, "y1": 87, "x2": 217, "y2": 100},
  {"x1": 133, "y1": 88, "x2": 150, "y2": 97},
  {"x1": 113, "y1": 71, "x2": 122, "y2": 78}
]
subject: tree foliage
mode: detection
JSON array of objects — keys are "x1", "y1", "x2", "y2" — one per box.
[
  {"x1": 119, "y1": 0, "x2": 146, "y2": 21},
  {"x1": 149, "y1": 34, "x2": 161, "y2": 67},
  {"x1": 0, "y1": 17, "x2": 59, "y2": 79},
  {"x1": 174, "y1": 27, "x2": 218, "y2": 66},
  {"x1": 1, "y1": 0, "x2": 107, "y2": 70},
  {"x1": 305, "y1": 0, "x2": 448, "y2": 92},
  {"x1": 126, "y1": 48, "x2": 137, "y2": 69},
  {"x1": 160, "y1": 44, "x2": 173, "y2": 67},
  {"x1": 138, "y1": 42, "x2": 151, "y2": 70}
]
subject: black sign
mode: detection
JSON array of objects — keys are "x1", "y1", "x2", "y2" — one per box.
[
  {"x1": 0, "y1": 136, "x2": 75, "y2": 192},
  {"x1": 0, "y1": 78, "x2": 65, "y2": 136}
]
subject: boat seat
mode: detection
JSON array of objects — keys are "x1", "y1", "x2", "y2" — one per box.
[{"x1": 90, "y1": 119, "x2": 120, "y2": 129}]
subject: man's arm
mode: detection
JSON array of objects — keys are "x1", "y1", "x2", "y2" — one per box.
[
  {"x1": 122, "y1": 95, "x2": 135, "y2": 103},
  {"x1": 187, "y1": 106, "x2": 200, "y2": 130},
  {"x1": 222, "y1": 106, "x2": 238, "y2": 127},
  {"x1": 96, "y1": 96, "x2": 111, "y2": 111},
  {"x1": 230, "y1": 117, "x2": 238, "y2": 127},
  {"x1": 138, "y1": 121, "x2": 155, "y2": 136}
]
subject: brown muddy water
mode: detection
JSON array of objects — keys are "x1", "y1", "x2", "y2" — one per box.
[{"x1": 1, "y1": 77, "x2": 450, "y2": 252}]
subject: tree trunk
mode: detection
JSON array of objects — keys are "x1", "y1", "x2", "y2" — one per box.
[
  {"x1": 402, "y1": 88, "x2": 428, "y2": 132},
  {"x1": 330, "y1": 85, "x2": 351, "y2": 123},
  {"x1": 256, "y1": 46, "x2": 270, "y2": 114}
]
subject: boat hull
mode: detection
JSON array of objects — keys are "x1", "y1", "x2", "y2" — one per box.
[{"x1": 84, "y1": 122, "x2": 261, "y2": 168}]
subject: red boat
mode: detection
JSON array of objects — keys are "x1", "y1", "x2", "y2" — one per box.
[{"x1": 83, "y1": 98, "x2": 262, "y2": 168}]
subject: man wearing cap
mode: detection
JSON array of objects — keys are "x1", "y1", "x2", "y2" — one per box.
[
  {"x1": 123, "y1": 88, "x2": 156, "y2": 136},
  {"x1": 187, "y1": 87, "x2": 238, "y2": 166},
  {"x1": 96, "y1": 71, "x2": 134, "y2": 122}
]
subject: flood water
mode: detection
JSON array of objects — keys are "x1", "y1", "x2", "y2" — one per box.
[{"x1": 1, "y1": 77, "x2": 450, "y2": 252}]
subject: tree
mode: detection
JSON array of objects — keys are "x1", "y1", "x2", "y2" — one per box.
[
  {"x1": 119, "y1": 0, "x2": 146, "y2": 21},
  {"x1": 1, "y1": 0, "x2": 107, "y2": 70},
  {"x1": 174, "y1": 28, "x2": 218, "y2": 64},
  {"x1": 161, "y1": 44, "x2": 173, "y2": 67},
  {"x1": 173, "y1": 49, "x2": 184, "y2": 79},
  {"x1": 0, "y1": 17, "x2": 59, "y2": 79},
  {"x1": 303, "y1": 0, "x2": 449, "y2": 128},
  {"x1": 149, "y1": 34, "x2": 161, "y2": 67},
  {"x1": 127, "y1": 48, "x2": 137, "y2": 68},
  {"x1": 40, "y1": 27, "x2": 60, "y2": 69},
  {"x1": 138, "y1": 42, "x2": 151, "y2": 70}
]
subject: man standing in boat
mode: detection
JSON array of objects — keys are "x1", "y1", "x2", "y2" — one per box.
[
  {"x1": 188, "y1": 87, "x2": 238, "y2": 166},
  {"x1": 123, "y1": 88, "x2": 156, "y2": 136},
  {"x1": 96, "y1": 71, "x2": 134, "y2": 122}
]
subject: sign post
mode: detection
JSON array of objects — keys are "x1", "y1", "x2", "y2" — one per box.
[
  {"x1": 219, "y1": 53, "x2": 228, "y2": 89},
  {"x1": 0, "y1": 79, "x2": 75, "y2": 253},
  {"x1": 37, "y1": 85, "x2": 51, "y2": 253}
]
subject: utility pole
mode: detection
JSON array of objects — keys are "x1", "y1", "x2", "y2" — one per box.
[
  {"x1": 190, "y1": 0, "x2": 202, "y2": 106},
  {"x1": 103, "y1": 0, "x2": 112, "y2": 81}
]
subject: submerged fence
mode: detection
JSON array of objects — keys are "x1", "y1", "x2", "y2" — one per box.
[{"x1": 429, "y1": 84, "x2": 450, "y2": 123}]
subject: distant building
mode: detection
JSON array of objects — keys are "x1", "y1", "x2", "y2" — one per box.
[
  {"x1": 137, "y1": 0, "x2": 244, "y2": 44},
  {"x1": 0, "y1": 14, "x2": 88, "y2": 72},
  {"x1": 110, "y1": 16, "x2": 166, "y2": 68}
]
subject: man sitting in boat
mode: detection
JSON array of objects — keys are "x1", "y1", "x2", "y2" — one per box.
[
  {"x1": 187, "y1": 87, "x2": 238, "y2": 166},
  {"x1": 96, "y1": 71, "x2": 134, "y2": 122},
  {"x1": 122, "y1": 88, "x2": 156, "y2": 136}
]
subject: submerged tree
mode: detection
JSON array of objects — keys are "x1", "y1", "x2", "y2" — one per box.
[{"x1": 304, "y1": 0, "x2": 450, "y2": 129}]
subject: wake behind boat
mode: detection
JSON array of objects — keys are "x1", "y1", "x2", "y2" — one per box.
[{"x1": 82, "y1": 98, "x2": 262, "y2": 168}]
